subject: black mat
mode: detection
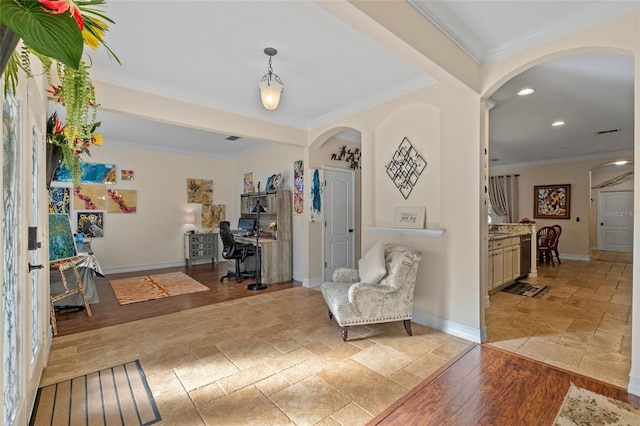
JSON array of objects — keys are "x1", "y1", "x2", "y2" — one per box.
[{"x1": 501, "y1": 281, "x2": 549, "y2": 298}]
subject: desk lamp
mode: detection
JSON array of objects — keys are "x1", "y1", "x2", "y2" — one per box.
[{"x1": 248, "y1": 182, "x2": 267, "y2": 291}]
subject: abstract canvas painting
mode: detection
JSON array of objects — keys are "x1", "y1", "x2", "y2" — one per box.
[
  {"x1": 244, "y1": 172, "x2": 254, "y2": 193},
  {"x1": 202, "y1": 204, "x2": 226, "y2": 228},
  {"x1": 107, "y1": 189, "x2": 137, "y2": 213},
  {"x1": 294, "y1": 160, "x2": 304, "y2": 215},
  {"x1": 187, "y1": 178, "x2": 213, "y2": 203},
  {"x1": 48, "y1": 187, "x2": 71, "y2": 214},
  {"x1": 49, "y1": 214, "x2": 77, "y2": 261},
  {"x1": 54, "y1": 162, "x2": 116, "y2": 184},
  {"x1": 73, "y1": 184, "x2": 106, "y2": 210},
  {"x1": 77, "y1": 212, "x2": 104, "y2": 237}
]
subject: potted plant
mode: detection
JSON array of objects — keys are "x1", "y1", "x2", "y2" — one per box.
[{"x1": 1, "y1": 0, "x2": 118, "y2": 185}]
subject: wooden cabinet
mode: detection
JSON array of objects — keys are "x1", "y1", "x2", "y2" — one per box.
[
  {"x1": 488, "y1": 236, "x2": 521, "y2": 293},
  {"x1": 184, "y1": 233, "x2": 218, "y2": 267}
]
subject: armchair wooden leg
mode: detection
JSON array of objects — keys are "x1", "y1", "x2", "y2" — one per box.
[
  {"x1": 328, "y1": 309, "x2": 333, "y2": 319},
  {"x1": 341, "y1": 326, "x2": 349, "y2": 342},
  {"x1": 403, "y1": 319, "x2": 413, "y2": 336}
]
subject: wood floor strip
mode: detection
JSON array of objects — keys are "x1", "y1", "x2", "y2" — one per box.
[{"x1": 369, "y1": 344, "x2": 640, "y2": 426}]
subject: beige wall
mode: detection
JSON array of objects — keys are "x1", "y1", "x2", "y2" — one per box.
[{"x1": 490, "y1": 158, "x2": 627, "y2": 258}]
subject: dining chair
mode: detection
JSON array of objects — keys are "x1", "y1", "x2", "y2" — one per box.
[
  {"x1": 536, "y1": 226, "x2": 557, "y2": 266},
  {"x1": 551, "y1": 224, "x2": 562, "y2": 264}
]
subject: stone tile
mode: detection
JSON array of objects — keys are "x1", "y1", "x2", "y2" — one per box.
[
  {"x1": 267, "y1": 347, "x2": 315, "y2": 372},
  {"x1": 173, "y1": 352, "x2": 239, "y2": 391},
  {"x1": 198, "y1": 386, "x2": 293, "y2": 425},
  {"x1": 316, "y1": 359, "x2": 408, "y2": 416},
  {"x1": 351, "y1": 344, "x2": 413, "y2": 377},
  {"x1": 319, "y1": 343, "x2": 362, "y2": 364},
  {"x1": 271, "y1": 376, "x2": 350, "y2": 425},
  {"x1": 255, "y1": 374, "x2": 291, "y2": 397},
  {"x1": 216, "y1": 335, "x2": 282, "y2": 370},
  {"x1": 390, "y1": 368, "x2": 423, "y2": 389},
  {"x1": 403, "y1": 353, "x2": 448, "y2": 378},
  {"x1": 189, "y1": 382, "x2": 226, "y2": 407},
  {"x1": 279, "y1": 357, "x2": 330, "y2": 385},
  {"x1": 145, "y1": 370, "x2": 201, "y2": 424},
  {"x1": 330, "y1": 402, "x2": 373, "y2": 426},
  {"x1": 217, "y1": 363, "x2": 275, "y2": 394}
]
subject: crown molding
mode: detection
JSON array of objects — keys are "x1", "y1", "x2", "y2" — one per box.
[
  {"x1": 489, "y1": 150, "x2": 634, "y2": 171},
  {"x1": 408, "y1": 0, "x2": 484, "y2": 64}
]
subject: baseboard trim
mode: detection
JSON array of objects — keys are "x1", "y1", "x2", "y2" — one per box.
[
  {"x1": 412, "y1": 311, "x2": 483, "y2": 343},
  {"x1": 102, "y1": 260, "x2": 187, "y2": 275},
  {"x1": 628, "y1": 375, "x2": 640, "y2": 396},
  {"x1": 558, "y1": 253, "x2": 590, "y2": 261}
]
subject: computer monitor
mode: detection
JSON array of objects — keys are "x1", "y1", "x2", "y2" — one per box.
[{"x1": 237, "y1": 217, "x2": 256, "y2": 231}]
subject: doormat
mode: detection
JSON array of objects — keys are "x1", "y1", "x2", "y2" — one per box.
[
  {"x1": 553, "y1": 383, "x2": 640, "y2": 425},
  {"x1": 29, "y1": 360, "x2": 161, "y2": 425},
  {"x1": 501, "y1": 281, "x2": 549, "y2": 298},
  {"x1": 110, "y1": 271, "x2": 209, "y2": 305}
]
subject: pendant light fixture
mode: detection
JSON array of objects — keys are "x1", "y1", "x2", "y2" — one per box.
[{"x1": 259, "y1": 47, "x2": 284, "y2": 110}]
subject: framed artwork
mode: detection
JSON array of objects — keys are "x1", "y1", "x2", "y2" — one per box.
[
  {"x1": 73, "y1": 184, "x2": 106, "y2": 210},
  {"x1": 202, "y1": 204, "x2": 226, "y2": 229},
  {"x1": 48, "y1": 187, "x2": 71, "y2": 214},
  {"x1": 77, "y1": 212, "x2": 104, "y2": 237},
  {"x1": 393, "y1": 206, "x2": 426, "y2": 229},
  {"x1": 534, "y1": 184, "x2": 571, "y2": 219},
  {"x1": 385, "y1": 137, "x2": 427, "y2": 199},
  {"x1": 121, "y1": 169, "x2": 134, "y2": 181},
  {"x1": 244, "y1": 172, "x2": 254, "y2": 193},
  {"x1": 187, "y1": 178, "x2": 213, "y2": 203},
  {"x1": 49, "y1": 214, "x2": 78, "y2": 261},
  {"x1": 107, "y1": 189, "x2": 137, "y2": 213},
  {"x1": 54, "y1": 162, "x2": 116, "y2": 184},
  {"x1": 294, "y1": 160, "x2": 304, "y2": 215}
]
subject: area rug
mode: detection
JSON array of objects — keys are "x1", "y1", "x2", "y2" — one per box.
[
  {"x1": 29, "y1": 360, "x2": 160, "y2": 426},
  {"x1": 110, "y1": 271, "x2": 209, "y2": 305},
  {"x1": 554, "y1": 383, "x2": 640, "y2": 425},
  {"x1": 501, "y1": 281, "x2": 549, "y2": 298}
]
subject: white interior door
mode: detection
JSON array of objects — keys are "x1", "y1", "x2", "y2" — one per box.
[
  {"x1": 323, "y1": 167, "x2": 355, "y2": 281},
  {"x1": 598, "y1": 190, "x2": 634, "y2": 252}
]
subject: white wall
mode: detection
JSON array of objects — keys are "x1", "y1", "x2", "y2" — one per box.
[{"x1": 59, "y1": 144, "x2": 237, "y2": 272}]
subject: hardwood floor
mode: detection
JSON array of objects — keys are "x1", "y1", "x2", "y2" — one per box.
[
  {"x1": 53, "y1": 262, "x2": 300, "y2": 336},
  {"x1": 369, "y1": 344, "x2": 640, "y2": 426}
]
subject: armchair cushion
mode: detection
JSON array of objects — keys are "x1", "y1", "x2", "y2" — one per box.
[
  {"x1": 321, "y1": 244, "x2": 422, "y2": 335},
  {"x1": 358, "y1": 240, "x2": 386, "y2": 284}
]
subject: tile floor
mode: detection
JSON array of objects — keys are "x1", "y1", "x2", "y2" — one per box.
[
  {"x1": 41, "y1": 287, "x2": 471, "y2": 425},
  {"x1": 486, "y1": 250, "x2": 633, "y2": 388}
]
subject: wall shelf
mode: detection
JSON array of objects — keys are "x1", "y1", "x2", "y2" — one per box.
[{"x1": 367, "y1": 226, "x2": 445, "y2": 237}]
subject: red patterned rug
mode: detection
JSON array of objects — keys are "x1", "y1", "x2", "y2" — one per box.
[{"x1": 110, "y1": 272, "x2": 209, "y2": 305}]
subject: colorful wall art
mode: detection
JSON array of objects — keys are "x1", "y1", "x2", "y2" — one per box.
[
  {"x1": 54, "y1": 162, "x2": 116, "y2": 184},
  {"x1": 107, "y1": 189, "x2": 137, "y2": 213},
  {"x1": 49, "y1": 213, "x2": 77, "y2": 261},
  {"x1": 244, "y1": 172, "x2": 254, "y2": 193},
  {"x1": 77, "y1": 212, "x2": 104, "y2": 237},
  {"x1": 294, "y1": 160, "x2": 304, "y2": 215},
  {"x1": 48, "y1": 187, "x2": 71, "y2": 214},
  {"x1": 202, "y1": 204, "x2": 226, "y2": 228},
  {"x1": 121, "y1": 169, "x2": 134, "y2": 181},
  {"x1": 73, "y1": 185, "x2": 107, "y2": 210},
  {"x1": 187, "y1": 178, "x2": 213, "y2": 203},
  {"x1": 310, "y1": 168, "x2": 323, "y2": 222}
]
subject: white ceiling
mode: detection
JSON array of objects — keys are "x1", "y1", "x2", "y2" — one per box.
[{"x1": 74, "y1": 1, "x2": 638, "y2": 164}]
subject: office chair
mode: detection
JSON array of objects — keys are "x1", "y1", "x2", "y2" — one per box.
[{"x1": 219, "y1": 221, "x2": 257, "y2": 283}]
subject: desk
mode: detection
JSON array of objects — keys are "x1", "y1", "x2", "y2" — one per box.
[
  {"x1": 233, "y1": 236, "x2": 292, "y2": 284},
  {"x1": 50, "y1": 242, "x2": 103, "y2": 307}
]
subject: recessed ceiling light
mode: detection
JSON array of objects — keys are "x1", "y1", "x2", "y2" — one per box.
[
  {"x1": 552, "y1": 121, "x2": 565, "y2": 127},
  {"x1": 614, "y1": 160, "x2": 629, "y2": 166},
  {"x1": 518, "y1": 88, "x2": 535, "y2": 96}
]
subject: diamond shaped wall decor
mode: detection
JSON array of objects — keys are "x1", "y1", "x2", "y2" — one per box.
[{"x1": 385, "y1": 137, "x2": 427, "y2": 199}]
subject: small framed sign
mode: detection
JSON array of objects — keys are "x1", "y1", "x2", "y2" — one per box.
[{"x1": 393, "y1": 206, "x2": 426, "y2": 229}]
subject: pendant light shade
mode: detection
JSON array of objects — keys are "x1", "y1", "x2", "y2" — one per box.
[{"x1": 259, "y1": 47, "x2": 284, "y2": 110}]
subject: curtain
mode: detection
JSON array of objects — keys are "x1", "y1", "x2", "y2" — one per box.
[{"x1": 489, "y1": 175, "x2": 519, "y2": 223}]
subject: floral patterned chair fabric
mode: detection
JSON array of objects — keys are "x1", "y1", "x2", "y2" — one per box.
[{"x1": 321, "y1": 244, "x2": 422, "y2": 341}]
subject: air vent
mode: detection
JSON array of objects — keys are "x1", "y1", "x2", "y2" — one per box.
[
  {"x1": 226, "y1": 136, "x2": 241, "y2": 141},
  {"x1": 597, "y1": 129, "x2": 620, "y2": 135}
]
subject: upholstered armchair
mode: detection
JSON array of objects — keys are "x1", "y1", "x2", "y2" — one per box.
[{"x1": 321, "y1": 242, "x2": 422, "y2": 341}]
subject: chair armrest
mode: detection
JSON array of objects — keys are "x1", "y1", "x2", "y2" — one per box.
[
  {"x1": 348, "y1": 282, "x2": 390, "y2": 317},
  {"x1": 332, "y1": 268, "x2": 360, "y2": 284}
]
